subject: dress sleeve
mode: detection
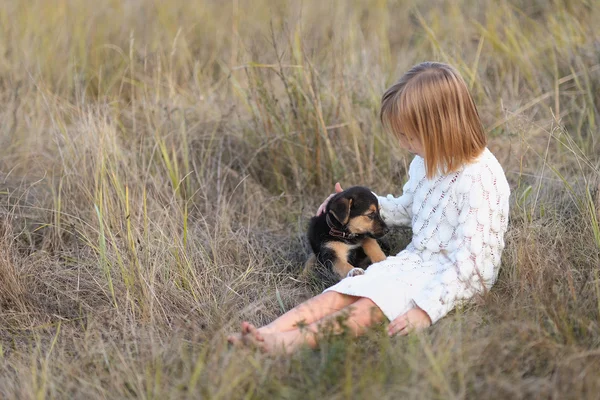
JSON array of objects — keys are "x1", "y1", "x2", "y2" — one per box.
[
  {"x1": 375, "y1": 157, "x2": 423, "y2": 227},
  {"x1": 411, "y1": 166, "x2": 510, "y2": 324}
]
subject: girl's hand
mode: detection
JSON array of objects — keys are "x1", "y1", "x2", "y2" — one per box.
[
  {"x1": 387, "y1": 306, "x2": 432, "y2": 336},
  {"x1": 316, "y1": 182, "x2": 344, "y2": 216}
]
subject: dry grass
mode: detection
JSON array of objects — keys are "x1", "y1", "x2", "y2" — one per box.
[{"x1": 0, "y1": 0, "x2": 599, "y2": 398}]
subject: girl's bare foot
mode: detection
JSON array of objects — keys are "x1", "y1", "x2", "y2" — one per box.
[
  {"x1": 228, "y1": 322, "x2": 274, "y2": 348},
  {"x1": 227, "y1": 332, "x2": 244, "y2": 348},
  {"x1": 227, "y1": 321, "x2": 253, "y2": 347},
  {"x1": 241, "y1": 323, "x2": 266, "y2": 349},
  {"x1": 243, "y1": 323, "x2": 305, "y2": 354}
]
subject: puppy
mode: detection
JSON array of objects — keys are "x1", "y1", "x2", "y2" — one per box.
[{"x1": 304, "y1": 186, "x2": 389, "y2": 280}]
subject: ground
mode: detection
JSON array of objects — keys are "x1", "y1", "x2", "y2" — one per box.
[{"x1": 0, "y1": 1, "x2": 599, "y2": 398}]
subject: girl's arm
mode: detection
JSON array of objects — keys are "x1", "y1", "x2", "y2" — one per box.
[
  {"x1": 375, "y1": 187, "x2": 414, "y2": 227},
  {"x1": 410, "y1": 169, "x2": 510, "y2": 325},
  {"x1": 375, "y1": 157, "x2": 423, "y2": 227}
]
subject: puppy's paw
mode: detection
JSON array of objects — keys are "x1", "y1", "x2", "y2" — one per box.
[{"x1": 346, "y1": 267, "x2": 365, "y2": 278}]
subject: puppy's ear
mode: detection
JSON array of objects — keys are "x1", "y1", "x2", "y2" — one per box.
[{"x1": 329, "y1": 198, "x2": 352, "y2": 225}]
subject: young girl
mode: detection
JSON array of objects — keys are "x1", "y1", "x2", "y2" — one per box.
[{"x1": 228, "y1": 62, "x2": 510, "y2": 353}]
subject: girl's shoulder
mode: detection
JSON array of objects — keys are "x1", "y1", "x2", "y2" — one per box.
[
  {"x1": 471, "y1": 148, "x2": 506, "y2": 176},
  {"x1": 410, "y1": 148, "x2": 509, "y2": 194},
  {"x1": 459, "y1": 148, "x2": 510, "y2": 195}
]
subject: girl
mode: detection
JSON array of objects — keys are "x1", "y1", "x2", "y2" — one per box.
[{"x1": 228, "y1": 62, "x2": 510, "y2": 353}]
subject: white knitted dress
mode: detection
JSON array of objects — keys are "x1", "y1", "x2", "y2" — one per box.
[{"x1": 324, "y1": 148, "x2": 510, "y2": 323}]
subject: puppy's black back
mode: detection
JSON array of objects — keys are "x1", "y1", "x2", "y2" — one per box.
[{"x1": 307, "y1": 213, "x2": 330, "y2": 255}]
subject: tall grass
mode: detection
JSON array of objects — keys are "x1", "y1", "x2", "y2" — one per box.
[{"x1": 0, "y1": 0, "x2": 599, "y2": 398}]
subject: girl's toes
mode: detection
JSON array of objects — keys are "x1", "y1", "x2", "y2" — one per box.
[
  {"x1": 246, "y1": 323, "x2": 264, "y2": 342},
  {"x1": 241, "y1": 329, "x2": 268, "y2": 352},
  {"x1": 241, "y1": 321, "x2": 252, "y2": 334},
  {"x1": 244, "y1": 334, "x2": 268, "y2": 353},
  {"x1": 227, "y1": 333, "x2": 244, "y2": 348}
]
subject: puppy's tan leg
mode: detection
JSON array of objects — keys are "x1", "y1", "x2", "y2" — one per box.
[
  {"x1": 325, "y1": 242, "x2": 354, "y2": 279},
  {"x1": 362, "y1": 237, "x2": 386, "y2": 263},
  {"x1": 301, "y1": 254, "x2": 317, "y2": 278},
  {"x1": 332, "y1": 259, "x2": 355, "y2": 279}
]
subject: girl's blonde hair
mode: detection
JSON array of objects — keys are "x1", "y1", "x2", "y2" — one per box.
[{"x1": 380, "y1": 62, "x2": 486, "y2": 178}]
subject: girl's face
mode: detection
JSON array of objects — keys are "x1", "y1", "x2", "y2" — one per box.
[{"x1": 397, "y1": 131, "x2": 425, "y2": 157}]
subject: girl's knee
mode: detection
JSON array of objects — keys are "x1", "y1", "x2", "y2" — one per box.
[
  {"x1": 321, "y1": 291, "x2": 360, "y2": 306},
  {"x1": 354, "y1": 298, "x2": 385, "y2": 323}
]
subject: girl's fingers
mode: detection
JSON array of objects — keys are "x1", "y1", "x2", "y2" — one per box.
[
  {"x1": 316, "y1": 193, "x2": 336, "y2": 216},
  {"x1": 388, "y1": 308, "x2": 432, "y2": 337},
  {"x1": 316, "y1": 204, "x2": 325, "y2": 216},
  {"x1": 316, "y1": 184, "x2": 345, "y2": 216},
  {"x1": 392, "y1": 321, "x2": 413, "y2": 336},
  {"x1": 388, "y1": 323, "x2": 407, "y2": 336},
  {"x1": 387, "y1": 317, "x2": 408, "y2": 336},
  {"x1": 397, "y1": 326, "x2": 410, "y2": 336}
]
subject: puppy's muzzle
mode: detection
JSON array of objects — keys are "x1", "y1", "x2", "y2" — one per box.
[{"x1": 370, "y1": 222, "x2": 389, "y2": 239}]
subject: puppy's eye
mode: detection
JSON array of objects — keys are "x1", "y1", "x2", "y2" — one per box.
[{"x1": 367, "y1": 214, "x2": 376, "y2": 220}]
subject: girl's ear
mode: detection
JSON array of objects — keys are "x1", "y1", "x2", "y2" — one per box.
[{"x1": 329, "y1": 198, "x2": 352, "y2": 225}]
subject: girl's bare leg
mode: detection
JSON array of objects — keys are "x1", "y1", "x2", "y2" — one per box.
[
  {"x1": 260, "y1": 291, "x2": 360, "y2": 333},
  {"x1": 227, "y1": 291, "x2": 359, "y2": 345},
  {"x1": 244, "y1": 297, "x2": 385, "y2": 353}
]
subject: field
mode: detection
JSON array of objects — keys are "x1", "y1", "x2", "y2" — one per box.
[{"x1": 1, "y1": 0, "x2": 599, "y2": 398}]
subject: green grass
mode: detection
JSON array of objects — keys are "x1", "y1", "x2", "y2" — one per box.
[{"x1": 0, "y1": 0, "x2": 599, "y2": 398}]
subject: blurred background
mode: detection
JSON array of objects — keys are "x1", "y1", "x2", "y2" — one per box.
[{"x1": 0, "y1": 1, "x2": 599, "y2": 398}]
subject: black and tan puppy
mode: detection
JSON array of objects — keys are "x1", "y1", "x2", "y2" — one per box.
[{"x1": 305, "y1": 186, "x2": 389, "y2": 280}]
